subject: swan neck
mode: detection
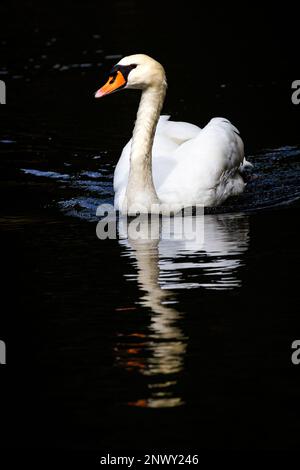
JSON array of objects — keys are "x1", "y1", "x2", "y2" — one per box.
[
  {"x1": 131, "y1": 84, "x2": 166, "y2": 162},
  {"x1": 125, "y1": 83, "x2": 166, "y2": 211}
]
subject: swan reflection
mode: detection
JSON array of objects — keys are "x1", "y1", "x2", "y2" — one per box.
[{"x1": 115, "y1": 213, "x2": 249, "y2": 408}]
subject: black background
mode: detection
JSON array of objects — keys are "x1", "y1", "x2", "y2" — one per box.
[{"x1": 0, "y1": 0, "x2": 300, "y2": 463}]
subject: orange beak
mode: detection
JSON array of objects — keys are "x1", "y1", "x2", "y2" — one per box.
[{"x1": 95, "y1": 70, "x2": 126, "y2": 98}]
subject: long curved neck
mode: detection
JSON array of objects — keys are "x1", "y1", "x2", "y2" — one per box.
[{"x1": 125, "y1": 83, "x2": 166, "y2": 212}]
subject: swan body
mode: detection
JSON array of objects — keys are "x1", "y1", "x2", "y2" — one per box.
[
  {"x1": 114, "y1": 115, "x2": 246, "y2": 212},
  {"x1": 95, "y1": 54, "x2": 251, "y2": 214}
]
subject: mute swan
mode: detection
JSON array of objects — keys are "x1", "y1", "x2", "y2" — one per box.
[{"x1": 95, "y1": 54, "x2": 251, "y2": 214}]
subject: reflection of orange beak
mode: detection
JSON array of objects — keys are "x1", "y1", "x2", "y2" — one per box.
[{"x1": 95, "y1": 70, "x2": 126, "y2": 98}]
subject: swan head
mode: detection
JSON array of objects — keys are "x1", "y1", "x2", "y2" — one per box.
[{"x1": 95, "y1": 54, "x2": 166, "y2": 98}]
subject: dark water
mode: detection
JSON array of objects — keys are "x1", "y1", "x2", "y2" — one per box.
[{"x1": 1, "y1": 0, "x2": 300, "y2": 454}]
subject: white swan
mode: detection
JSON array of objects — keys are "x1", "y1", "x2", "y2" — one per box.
[{"x1": 95, "y1": 54, "x2": 251, "y2": 214}]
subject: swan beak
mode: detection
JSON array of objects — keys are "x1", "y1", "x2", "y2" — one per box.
[{"x1": 95, "y1": 71, "x2": 126, "y2": 98}]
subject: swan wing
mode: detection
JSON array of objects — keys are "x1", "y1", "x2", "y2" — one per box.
[
  {"x1": 157, "y1": 118, "x2": 246, "y2": 206},
  {"x1": 155, "y1": 115, "x2": 201, "y2": 145}
]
